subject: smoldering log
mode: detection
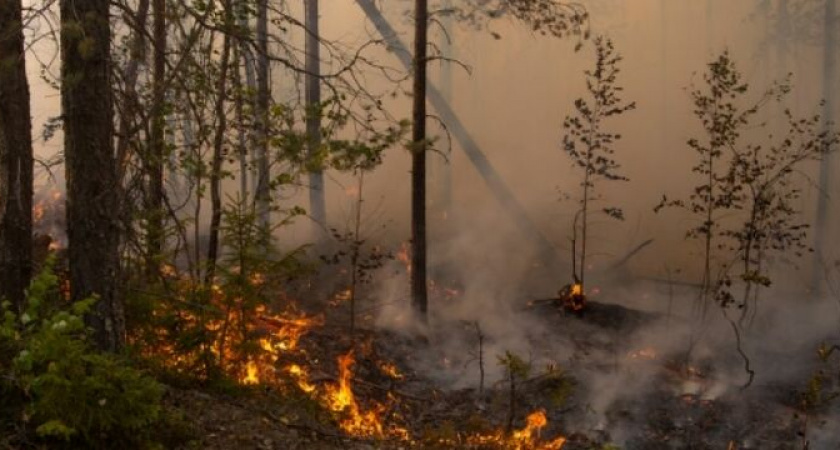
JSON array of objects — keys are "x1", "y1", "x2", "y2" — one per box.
[{"x1": 355, "y1": 0, "x2": 565, "y2": 270}]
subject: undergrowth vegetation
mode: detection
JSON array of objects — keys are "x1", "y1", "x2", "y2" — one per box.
[{"x1": 0, "y1": 257, "x2": 166, "y2": 449}]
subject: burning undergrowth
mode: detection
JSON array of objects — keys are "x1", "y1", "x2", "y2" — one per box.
[
  {"x1": 111, "y1": 211, "x2": 840, "y2": 449},
  {"x1": 128, "y1": 248, "x2": 577, "y2": 449},
  {"x1": 363, "y1": 237, "x2": 840, "y2": 449}
]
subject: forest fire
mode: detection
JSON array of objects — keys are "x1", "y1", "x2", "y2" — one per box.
[
  {"x1": 242, "y1": 361, "x2": 260, "y2": 385},
  {"x1": 396, "y1": 242, "x2": 411, "y2": 274},
  {"x1": 286, "y1": 364, "x2": 316, "y2": 393},
  {"x1": 8, "y1": 0, "x2": 840, "y2": 448},
  {"x1": 32, "y1": 188, "x2": 65, "y2": 250},
  {"x1": 258, "y1": 310, "x2": 324, "y2": 351},
  {"x1": 462, "y1": 409, "x2": 567, "y2": 449},
  {"x1": 325, "y1": 351, "x2": 386, "y2": 437},
  {"x1": 511, "y1": 410, "x2": 566, "y2": 449},
  {"x1": 559, "y1": 283, "x2": 586, "y2": 312},
  {"x1": 378, "y1": 360, "x2": 404, "y2": 379}
]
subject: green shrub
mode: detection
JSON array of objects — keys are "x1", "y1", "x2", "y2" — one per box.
[{"x1": 0, "y1": 256, "x2": 163, "y2": 448}]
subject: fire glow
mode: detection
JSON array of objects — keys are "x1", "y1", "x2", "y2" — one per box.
[
  {"x1": 324, "y1": 351, "x2": 387, "y2": 437},
  {"x1": 463, "y1": 409, "x2": 567, "y2": 449}
]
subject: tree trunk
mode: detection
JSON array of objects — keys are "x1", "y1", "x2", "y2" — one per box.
[
  {"x1": 0, "y1": 0, "x2": 34, "y2": 313},
  {"x1": 115, "y1": 0, "x2": 149, "y2": 183},
  {"x1": 205, "y1": 15, "x2": 233, "y2": 286},
  {"x1": 147, "y1": 0, "x2": 167, "y2": 277},
  {"x1": 437, "y1": 0, "x2": 453, "y2": 224},
  {"x1": 233, "y1": 45, "x2": 249, "y2": 202},
  {"x1": 61, "y1": 0, "x2": 124, "y2": 351},
  {"x1": 255, "y1": 0, "x2": 270, "y2": 234},
  {"x1": 411, "y1": 0, "x2": 429, "y2": 319},
  {"x1": 306, "y1": 0, "x2": 326, "y2": 232},
  {"x1": 355, "y1": 0, "x2": 564, "y2": 270},
  {"x1": 813, "y1": 0, "x2": 836, "y2": 295},
  {"x1": 237, "y1": 2, "x2": 256, "y2": 201}
]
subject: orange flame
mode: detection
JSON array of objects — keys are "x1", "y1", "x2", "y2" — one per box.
[
  {"x1": 396, "y1": 242, "x2": 411, "y2": 275},
  {"x1": 242, "y1": 361, "x2": 260, "y2": 385},
  {"x1": 378, "y1": 360, "x2": 404, "y2": 380},
  {"x1": 286, "y1": 364, "x2": 316, "y2": 393},
  {"x1": 325, "y1": 351, "x2": 385, "y2": 437},
  {"x1": 463, "y1": 409, "x2": 566, "y2": 449}
]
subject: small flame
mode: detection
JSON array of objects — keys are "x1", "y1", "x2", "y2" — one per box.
[
  {"x1": 378, "y1": 361, "x2": 404, "y2": 380},
  {"x1": 242, "y1": 361, "x2": 260, "y2": 385},
  {"x1": 286, "y1": 364, "x2": 316, "y2": 393},
  {"x1": 560, "y1": 283, "x2": 586, "y2": 312},
  {"x1": 325, "y1": 351, "x2": 385, "y2": 437},
  {"x1": 462, "y1": 409, "x2": 566, "y2": 449},
  {"x1": 396, "y1": 242, "x2": 411, "y2": 275}
]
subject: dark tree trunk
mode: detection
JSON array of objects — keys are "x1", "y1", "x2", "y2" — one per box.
[
  {"x1": 147, "y1": 0, "x2": 167, "y2": 276},
  {"x1": 411, "y1": 0, "x2": 428, "y2": 319},
  {"x1": 306, "y1": 0, "x2": 326, "y2": 231},
  {"x1": 255, "y1": 0, "x2": 270, "y2": 233},
  {"x1": 61, "y1": 0, "x2": 124, "y2": 351},
  {"x1": 205, "y1": 12, "x2": 233, "y2": 286},
  {"x1": 355, "y1": 0, "x2": 564, "y2": 270},
  {"x1": 0, "y1": 0, "x2": 34, "y2": 313}
]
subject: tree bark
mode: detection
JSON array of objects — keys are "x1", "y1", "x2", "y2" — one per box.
[
  {"x1": 237, "y1": 5, "x2": 257, "y2": 201},
  {"x1": 813, "y1": 0, "x2": 836, "y2": 295},
  {"x1": 147, "y1": 0, "x2": 167, "y2": 276},
  {"x1": 0, "y1": 0, "x2": 34, "y2": 313},
  {"x1": 411, "y1": 0, "x2": 429, "y2": 319},
  {"x1": 305, "y1": 0, "x2": 326, "y2": 231},
  {"x1": 61, "y1": 0, "x2": 124, "y2": 351},
  {"x1": 255, "y1": 0, "x2": 270, "y2": 234},
  {"x1": 115, "y1": 0, "x2": 149, "y2": 183},
  {"x1": 205, "y1": 12, "x2": 233, "y2": 286}
]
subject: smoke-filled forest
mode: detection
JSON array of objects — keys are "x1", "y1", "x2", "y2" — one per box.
[{"x1": 3, "y1": 0, "x2": 840, "y2": 448}]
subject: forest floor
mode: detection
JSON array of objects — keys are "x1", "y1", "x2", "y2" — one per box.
[{"x1": 159, "y1": 290, "x2": 840, "y2": 450}]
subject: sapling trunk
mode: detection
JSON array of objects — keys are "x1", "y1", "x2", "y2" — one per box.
[{"x1": 349, "y1": 172, "x2": 365, "y2": 335}]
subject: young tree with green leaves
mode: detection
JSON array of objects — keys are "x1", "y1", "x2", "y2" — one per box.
[
  {"x1": 562, "y1": 36, "x2": 635, "y2": 301},
  {"x1": 657, "y1": 52, "x2": 838, "y2": 323}
]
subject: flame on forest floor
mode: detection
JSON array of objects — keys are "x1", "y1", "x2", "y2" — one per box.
[
  {"x1": 242, "y1": 361, "x2": 260, "y2": 385},
  {"x1": 286, "y1": 364, "x2": 316, "y2": 393},
  {"x1": 258, "y1": 309, "x2": 324, "y2": 352},
  {"x1": 324, "y1": 350, "x2": 386, "y2": 437},
  {"x1": 463, "y1": 409, "x2": 566, "y2": 449},
  {"x1": 33, "y1": 189, "x2": 65, "y2": 250},
  {"x1": 559, "y1": 283, "x2": 586, "y2": 312},
  {"x1": 237, "y1": 309, "x2": 323, "y2": 384},
  {"x1": 378, "y1": 360, "x2": 404, "y2": 380}
]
